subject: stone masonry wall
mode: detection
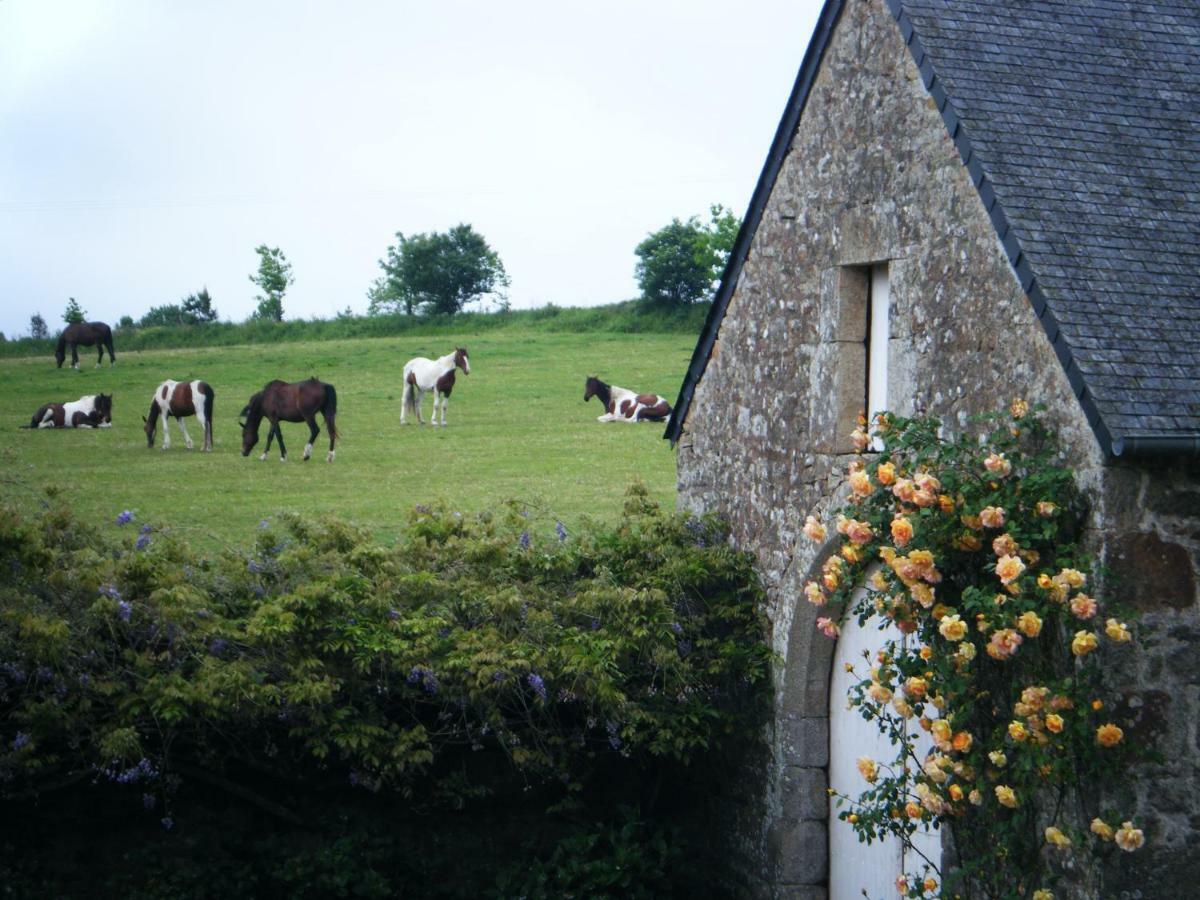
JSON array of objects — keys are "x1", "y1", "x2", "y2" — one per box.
[{"x1": 669, "y1": 0, "x2": 1200, "y2": 895}]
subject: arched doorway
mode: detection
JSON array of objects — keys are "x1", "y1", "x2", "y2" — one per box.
[{"x1": 828, "y1": 581, "x2": 941, "y2": 898}]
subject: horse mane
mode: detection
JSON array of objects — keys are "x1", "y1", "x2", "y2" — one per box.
[{"x1": 242, "y1": 391, "x2": 265, "y2": 424}]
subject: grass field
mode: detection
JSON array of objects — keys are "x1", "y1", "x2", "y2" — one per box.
[{"x1": 0, "y1": 332, "x2": 692, "y2": 552}]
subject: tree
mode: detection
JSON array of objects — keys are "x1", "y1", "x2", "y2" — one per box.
[
  {"x1": 117, "y1": 315, "x2": 135, "y2": 330},
  {"x1": 371, "y1": 224, "x2": 508, "y2": 317},
  {"x1": 29, "y1": 313, "x2": 48, "y2": 340},
  {"x1": 182, "y1": 287, "x2": 218, "y2": 323},
  {"x1": 634, "y1": 204, "x2": 741, "y2": 305},
  {"x1": 63, "y1": 297, "x2": 86, "y2": 325},
  {"x1": 249, "y1": 246, "x2": 293, "y2": 322}
]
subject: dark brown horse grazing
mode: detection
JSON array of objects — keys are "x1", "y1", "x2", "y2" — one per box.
[
  {"x1": 56, "y1": 322, "x2": 116, "y2": 369},
  {"x1": 240, "y1": 378, "x2": 338, "y2": 462}
]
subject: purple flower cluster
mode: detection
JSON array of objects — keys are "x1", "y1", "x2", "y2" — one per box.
[
  {"x1": 115, "y1": 510, "x2": 134, "y2": 526},
  {"x1": 101, "y1": 757, "x2": 158, "y2": 785},
  {"x1": 208, "y1": 638, "x2": 228, "y2": 657},
  {"x1": 684, "y1": 516, "x2": 708, "y2": 548},
  {"x1": 407, "y1": 666, "x2": 439, "y2": 695},
  {"x1": 518, "y1": 530, "x2": 531, "y2": 551},
  {"x1": 117, "y1": 600, "x2": 133, "y2": 622},
  {"x1": 1, "y1": 663, "x2": 27, "y2": 684},
  {"x1": 605, "y1": 720, "x2": 622, "y2": 749},
  {"x1": 492, "y1": 670, "x2": 507, "y2": 682},
  {"x1": 99, "y1": 584, "x2": 122, "y2": 601},
  {"x1": 670, "y1": 622, "x2": 683, "y2": 634},
  {"x1": 527, "y1": 672, "x2": 547, "y2": 701},
  {"x1": 161, "y1": 817, "x2": 173, "y2": 831},
  {"x1": 555, "y1": 521, "x2": 568, "y2": 542},
  {"x1": 10, "y1": 731, "x2": 30, "y2": 751},
  {"x1": 135, "y1": 534, "x2": 151, "y2": 551},
  {"x1": 142, "y1": 793, "x2": 157, "y2": 810},
  {"x1": 387, "y1": 609, "x2": 400, "y2": 621},
  {"x1": 246, "y1": 559, "x2": 262, "y2": 574}
]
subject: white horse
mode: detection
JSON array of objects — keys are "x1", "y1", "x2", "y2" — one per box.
[
  {"x1": 401, "y1": 347, "x2": 470, "y2": 426},
  {"x1": 583, "y1": 376, "x2": 672, "y2": 423},
  {"x1": 143, "y1": 379, "x2": 214, "y2": 451},
  {"x1": 28, "y1": 394, "x2": 113, "y2": 429}
]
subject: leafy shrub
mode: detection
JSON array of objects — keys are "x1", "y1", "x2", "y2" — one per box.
[{"x1": 0, "y1": 485, "x2": 769, "y2": 897}]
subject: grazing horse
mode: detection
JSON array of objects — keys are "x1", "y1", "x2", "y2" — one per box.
[
  {"x1": 144, "y1": 380, "x2": 215, "y2": 451},
  {"x1": 27, "y1": 394, "x2": 113, "y2": 429},
  {"x1": 240, "y1": 378, "x2": 338, "y2": 462},
  {"x1": 56, "y1": 321, "x2": 116, "y2": 369},
  {"x1": 584, "y1": 376, "x2": 672, "y2": 423},
  {"x1": 400, "y1": 347, "x2": 470, "y2": 426}
]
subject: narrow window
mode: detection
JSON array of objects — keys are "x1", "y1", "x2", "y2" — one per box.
[{"x1": 865, "y1": 263, "x2": 890, "y2": 444}]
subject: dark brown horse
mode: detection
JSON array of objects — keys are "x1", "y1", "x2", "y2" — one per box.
[
  {"x1": 56, "y1": 321, "x2": 116, "y2": 369},
  {"x1": 240, "y1": 378, "x2": 338, "y2": 462}
]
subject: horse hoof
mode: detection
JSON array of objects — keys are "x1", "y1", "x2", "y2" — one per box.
[
  {"x1": 326, "y1": 451, "x2": 335, "y2": 463},
  {"x1": 259, "y1": 453, "x2": 268, "y2": 461}
]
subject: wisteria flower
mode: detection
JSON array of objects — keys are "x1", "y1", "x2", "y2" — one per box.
[
  {"x1": 115, "y1": 509, "x2": 134, "y2": 525},
  {"x1": 527, "y1": 672, "x2": 547, "y2": 701}
]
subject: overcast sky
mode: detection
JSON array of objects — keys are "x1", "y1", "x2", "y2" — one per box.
[{"x1": 0, "y1": 0, "x2": 823, "y2": 338}]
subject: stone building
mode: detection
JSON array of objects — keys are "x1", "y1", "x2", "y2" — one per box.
[{"x1": 664, "y1": 0, "x2": 1200, "y2": 896}]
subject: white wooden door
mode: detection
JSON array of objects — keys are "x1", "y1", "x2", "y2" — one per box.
[{"x1": 829, "y1": 582, "x2": 940, "y2": 898}]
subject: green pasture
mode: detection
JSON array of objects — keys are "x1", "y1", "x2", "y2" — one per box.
[{"x1": 0, "y1": 333, "x2": 691, "y2": 552}]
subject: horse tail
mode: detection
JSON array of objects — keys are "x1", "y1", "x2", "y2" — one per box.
[
  {"x1": 103, "y1": 323, "x2": 115, "y2": 362},
  {"x1": 203, "y1": 383, "x2": 215, "y2": 422},
  {"x1": 401, "y1": 375, "x2": 414, "y2": 415},
  {"x1": 323, "y1": 383, "x2": 339, "y2": 440}
]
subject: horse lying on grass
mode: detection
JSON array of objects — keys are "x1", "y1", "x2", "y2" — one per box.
[
  {"x1": 583, "y1": 376, "x2": 672, "y2": 423},
  {"x1": 401, "y1": 347, "x2": 469, "y2": 426},
  {"x1": 240, "y1": 378, "x2": 338, "y2": 462},
  {"x1": 144, "y1": 380, "x2": 214, "y2": 451},
  {"x1": 26, "y1": 394, "x2": 113, "y2": 429},
  {"x1": 56, "y1": 321, "x2": 115, "y2": 369}
]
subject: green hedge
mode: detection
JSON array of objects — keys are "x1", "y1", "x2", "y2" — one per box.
[
  {"x1": 0, "y1": 485, "x2": 769, "y2": 897},
  {"x1": 0, "y1": 300, "x2": 712, "y2": 358}
]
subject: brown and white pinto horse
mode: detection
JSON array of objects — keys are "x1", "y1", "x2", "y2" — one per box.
[
  {"x1": 400, "y1": 347, "x2": 469, "y2": 426},
  {"x1": 240, "y1": 378, "x2": 338, "y2": 462},
  {"x1": 27, "y1": 394, "x2": 113, "y2": 429},
  {"x1": 55, "y1": 321, "x2": 115, "y2": 369},
  {"x1": 584, "y1": 376, "x2": 672, "y2": 423},
  {"x1": 143, "y1": 380, "x2": 214, "y2": 451}
]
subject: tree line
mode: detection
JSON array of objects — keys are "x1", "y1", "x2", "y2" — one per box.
[{"x1": 23, "y1": 208, "x2": 740, "y2": 338}]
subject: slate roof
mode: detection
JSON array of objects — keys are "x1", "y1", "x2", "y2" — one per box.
[{"x1": 666, "y1": 0, "x2": 1200, "y2": 457}]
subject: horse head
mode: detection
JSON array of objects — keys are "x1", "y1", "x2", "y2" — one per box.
[
  {"x1": 94, "y1": 393, "x2": 113, "y2": 424},
  {"x1": 239, "y1": 394, "x2": 262, "y2": 456},
  {"x1": 583, "y1": 376, "x2": 603, "y2": 403},
  {"x1": 455, "y1": 347, "x2": 470, "y2": 375},
  {"x1": 54, "y1": 335, "x2": 67, "y2": 368}
]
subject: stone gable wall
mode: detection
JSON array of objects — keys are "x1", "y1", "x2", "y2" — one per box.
[{"x1": 674, "y1": 0, "x2": 1200, "y2": 895}]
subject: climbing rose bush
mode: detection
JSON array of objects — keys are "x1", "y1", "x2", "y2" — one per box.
[{"x1": 806, "y1": 404, "x2": 1143, "y2": 899}]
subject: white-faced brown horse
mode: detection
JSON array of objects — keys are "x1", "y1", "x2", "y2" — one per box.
[
  {"x1": 26, "y1": 393, "x2": 113, "y2": 429},
  {"x1": 56, "y1": 322, "x2": 115, "y2": 369},
  {"x1": 144, "y1": 380, "x2": 215, "y2": 451},
  {"x1": 583, "y1": 376, "x2": 672, "y2": 423},
  {"x1": 240, "y1": 378, "x2": 338, "y2": 462}
]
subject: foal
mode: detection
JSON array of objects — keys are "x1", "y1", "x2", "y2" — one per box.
[
  {"x1": 29, "y1": 394, "x2": 113, "y2": 429},
  {"x1": 144, "y1": 380, "x2": 214, "y2": 451},
  {"x1": 400, "y1": 347, "x2": 470, "y2": 426},
  {"x1": 583, "y1": 376, "x2": 672, "y2": 423}
]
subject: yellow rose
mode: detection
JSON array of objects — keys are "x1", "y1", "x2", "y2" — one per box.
[
  {"x1": 1059, "y1": 568, "x2": 1086, "y2": 588},
  {"x1": 1045, "y1": 713, "x2": 1064, "y2": 733},
  {"x1": 804, "y1": 581, "x2": 826, "y2": 606},
  {"x1": 980, "y1": 506, "x2": 1006, "y2": 528},
  {"x1": 930, "y1": 719, "x2": 952, "y2": 746},
  {"x1": 1090, "y1": 818, "x2": 1114, "y2": 841},
  {"x1": 890, "y1": 516, "x2": 914, "y2": 548},
  {"x1": 904, "y1": 676, "x2": 928, "y2": 699},
  {"x1": 1044, "y1": 826, "x2": 1071, "y2": 849},
  {"x1": 995, "y1": 785, "x2": 1018, "y2": 808},
  {"x1": 961, "y1": 513, "x2": 983, "y2": 531},
  {"x1": 911, "y1": 582, "x2": 935, "y2": 608},
  {"x1": 995, "y1": 554, "x2": 1026, "y2": 585},
  {"x1": 968, "y1": 789, "x2": 983, "y2": 806},
  {"x1": 984, "y1": 452, "x2": 1012, "y2": 478},
  {"x1": 957, "y1": 641, "x2": 976, "y2": 663},
  {"x1": 876, "y1": 461, "x2": 896, "y2": 485},
  {"x1": 939, "y1": 614, "x2": 967, "y2": 641},
  {"x1": 1105, "y1": 618, "x2": 1132, "y2": 642},
  {"x1": 856, "y1": 756, "x2": 879, "y2": 783},
  {"x1": 948, "y1": 784, "x2": 964, "y2": 802},
  {"x1": 1032, "y1": 890, "x2": 1054, "y2": 900},
  {"x1": 1036, "y1": 501, "x2": 1057, "y2": 517},
  {"x1": 1008, "y1": 721, "x2": 1028, "y2": 742},
  {"x1": 1017, "y1": 611, "x2": 1043, "y2": 638},
  {"x1": 952, "y1": 731, "x2": 973, "y2": 753},
  {"x1": 992, "y1": 533, "x2": 1019, "y2": 557},
  {"x1": 802, "y1": 515, "x2": 827, "y2": 543},
  {"x1": 938, "y1": 494, "x2": 956, "y2": 514},
  {"x1": 989, "y1": 750, "x2": 1007, "y2": 766},
  {"x1": 849, "y1": 470, "x2": 874, "y2": 497},
  {"x1": 1115, "y1": 821, "x2": 1145, "y2": 852},
  {"x1": 867, "y1": 682, "x2": 893, "y2": 704},
  {"x1": 1010, "y1": 398, "x2": 1029, "y2": 419},
  {"x1": 1072, "y1": 631, "x2": 1099, "y2": 656},
  {"x1": 905, "y1": 801, "x2": 923, "y2": 819},
  {"x1": 923, "y1": 876, "x2": 938, "y2": 892},
  {"x1": 1096, "y1": 723, "x2": 1124, "y2": 747},
  {"x1": 1069, "y1": 594, "x2": 1098, "y2": 619}
]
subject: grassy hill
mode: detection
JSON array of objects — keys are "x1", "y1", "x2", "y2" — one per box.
[{"x1": 0, "y1": 327, "x2": 693, "y2": 551}]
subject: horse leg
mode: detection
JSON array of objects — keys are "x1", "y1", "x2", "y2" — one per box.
[
  {"x1": 415, "y1": 389, "x2": 425, "y2": 425},
  {"x1": 439, "y1": 391, "x2": 449, "y2": 426},
  {"x1": 273, "y1": 421, "x2": 287, "y2": 462},
  {"x1": 400, "y1": 382, "x2": 410, "y2": 424},
  {"x1": 95, "y1": 345, "x2": 103, "y2": 368},
  {"x1": 260, "y1": 421, "x2": 275, "y2": 461},
  {"x1": 325, "y1": 413, "x2": 336, "y2": 463},
  {"x1": 71, "y1": 344, "x2": 80, "y2": 370},
  {"x1": 303, "y1": 416, "x2": 319, "y2": 461},
  {"x1": 160, "y1": 409, "x2": 171, "y2": 450},
  {"x1": 177, "y1": 416, "x2": 193, "y2": 450}
]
